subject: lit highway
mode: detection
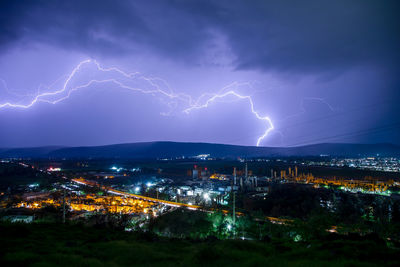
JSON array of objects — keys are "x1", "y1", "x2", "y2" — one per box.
[
  {"x1": 72, "y1": 178, "x2": 202, "y2": 210},
  {"x1": 71, "y1": 178, "x2": 288, "y2": 224}
]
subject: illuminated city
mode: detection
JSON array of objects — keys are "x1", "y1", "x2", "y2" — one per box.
[
  {"x1": 1, "y1": 0, "x2": 400, "y2": 266},
  {"x1": 308, "y1": 157, "x2": 400, "y2": 173}
]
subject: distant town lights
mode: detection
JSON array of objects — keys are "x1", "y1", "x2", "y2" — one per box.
[
  {"x1": 110, "y1": 166, "x2": 123, "y2": 172},
  {"x1": 48, "y1": 167, "x2": 61, "y2": 172},
  {"x1": 194, "y1": 154, "x2": 210, "y2": 160}
]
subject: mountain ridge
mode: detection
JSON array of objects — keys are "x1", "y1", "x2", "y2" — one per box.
[{"x1": 0, "y1": 142, "x2": 399, "y2": 159}]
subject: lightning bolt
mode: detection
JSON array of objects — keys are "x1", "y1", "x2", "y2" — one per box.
[
  {"x1": 183, "y1": 89, "x2": 274, "y2": 146},
  {"x1": 0, "y1": 59, "x2": 274, "y2": 146}
]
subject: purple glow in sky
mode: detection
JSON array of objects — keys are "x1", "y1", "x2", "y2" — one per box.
[{"x1": 0, "y1": 0, "x2": 399, "y2": 147}]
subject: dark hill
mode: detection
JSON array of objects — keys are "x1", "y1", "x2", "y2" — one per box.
[
  {"x1": 1, "y1": 142, "x2": 399, "y2": 159},
  {"x1": 0, "y1": 146, "x2": 65, "y2": 158}
]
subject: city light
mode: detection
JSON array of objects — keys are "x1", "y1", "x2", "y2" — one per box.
[
  {"x1": 0, "y1": 1, "x2": 399, "y2": 265},
  {"x1": 111, "y1": 166, "x2": 124, "y2": 172},
  {"x1": 48, "y1": 167, "x2": 61, "y2": 172}
]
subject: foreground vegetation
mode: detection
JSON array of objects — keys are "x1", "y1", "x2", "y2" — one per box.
[
  {"x1": 0, "y1": 222, "x2": 399, "y2": 266},
  {"x1": 2, "y1": 160, "x2": 400, "y2": 265}
]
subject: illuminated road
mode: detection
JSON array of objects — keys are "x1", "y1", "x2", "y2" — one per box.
[
  {"x1": 72, "y1": 178, "x2": 202, "y2": 210},
  {"x1": 71, "y1": 178, "x2": 289, "y2": 224}
]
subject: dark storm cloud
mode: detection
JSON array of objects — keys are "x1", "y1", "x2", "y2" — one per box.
[
  {"x1": 211, "y1": 0, "x2": 400, "y2": 74},
  {"x1": 1, "y1": 0, "x2": 399, "y2": 74},
  {"x1": 0, "y1": 0, "x2": 216, "y2": 61},
  {"x1": 0, "y1": 1, "x2": 147, "y2": 54}
]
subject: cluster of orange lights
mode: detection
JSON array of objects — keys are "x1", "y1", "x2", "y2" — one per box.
[
  {"x1": 209, "y1": 173, "x2": 229, "y2": 180},
  {"x1": 292, "y1": 173, "x2": 393, "y2": 192},
  {"x1": 16, "y1": 194, "x2": 156, "y2": 215}
]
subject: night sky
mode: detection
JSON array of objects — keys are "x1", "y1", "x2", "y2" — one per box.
[{"x1": 0, "y1": 0, "x2": 399, "y2": 147}]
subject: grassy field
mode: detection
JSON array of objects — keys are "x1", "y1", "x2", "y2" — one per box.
[{"x1": 0, "y1": 222, "x2": 399, "y2": 266}]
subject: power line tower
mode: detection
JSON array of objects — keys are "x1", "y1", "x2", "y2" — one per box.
[
  {"x1": 245, "y1": 162, "x2": 248, "y2": 180},
  {"x1": 233, "y1": 167, "x2": 237, "y2": 186},
  {"x1": 62, "y1": 188, "x2": 66, "y2": 224},
  {"x1": 233, "y1": 191, "x2": 236, "y2": 224},
  {"x1": 232, "y1": 167, "x2": 236, "y2": 233}
]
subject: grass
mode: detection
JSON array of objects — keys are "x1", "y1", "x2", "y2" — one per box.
[{"x1": 0, "y1": 222, "x2": 398, "y2": 266}]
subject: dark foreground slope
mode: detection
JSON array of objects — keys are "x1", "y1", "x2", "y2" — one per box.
[
  {"x1": 1, "y1": 142, "x2": 400, "y2": 159},
  {"x1": 0, "y1": 223, "x2": 399, "y2": 266}
]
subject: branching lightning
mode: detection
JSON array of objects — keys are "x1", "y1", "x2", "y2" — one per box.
[
  {"x1": 0, "y1": 59, "x2": 274, "y2": 146},
  {"x1": 183, "y1": 90, "x2": 274, "y2": 146}
]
